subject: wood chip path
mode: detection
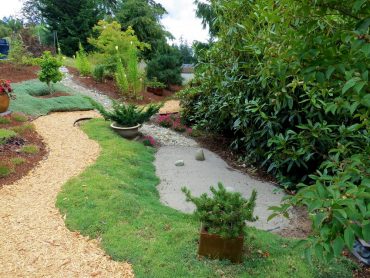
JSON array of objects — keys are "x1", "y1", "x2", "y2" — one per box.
[{"x1": 0, "y1": 111, "x2": 133, "y2": 278}]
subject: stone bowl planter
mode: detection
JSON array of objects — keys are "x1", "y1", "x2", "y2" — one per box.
[
  {"x1": 110, "y1": 122, "x2": 141, "y2": 139},
  {"x1": 0, "y1": 94, "x2": 10, "y2": 113},
  {"x1": 198, "y1": 227, "x2": 244, "y2": 263}
]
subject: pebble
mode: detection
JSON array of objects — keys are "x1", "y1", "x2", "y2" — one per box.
[
  {"x1": 195, "y1": 149, "x2": 205, "y2": 161},
  {"x1": 175, "y1": 160, "x2": 185, "y2": 166}
]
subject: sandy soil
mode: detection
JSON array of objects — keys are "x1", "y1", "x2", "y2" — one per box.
[{"x1": 0, "y1": 111, "x2": 133, "y2": 277}]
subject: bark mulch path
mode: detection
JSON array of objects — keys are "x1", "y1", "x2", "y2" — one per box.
[{"x1": 0, "y1": 111, "x2": 133, "y2": 277}]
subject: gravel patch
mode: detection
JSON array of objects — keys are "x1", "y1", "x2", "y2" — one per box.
[
  {"x1": 141, "y1": 123, "x2": 198, "y2": 147},
  {"x1": 61, "y1": 68, "x2": 113, "y2": 110}
]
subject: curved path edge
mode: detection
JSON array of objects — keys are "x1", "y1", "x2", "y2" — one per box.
[{"x1": 0, "y1": 111, "x2": 133, "y2": 278}]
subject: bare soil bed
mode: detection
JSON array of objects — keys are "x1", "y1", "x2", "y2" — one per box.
[
  {"x1": 67, "y1": 67, "x2": 180, "y2": 105},
  {"x1": 0, "y1": 114, "x2": 46, "y2": 187},
  {"x1": 0, "y1": 63, "x2": 39, "y2": 82}
]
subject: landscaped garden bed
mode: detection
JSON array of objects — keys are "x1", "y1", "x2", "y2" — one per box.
[
  {"x1": 0, "y1": 113, "x2": 46, "y2": 187},
  {"x1": 0, "y1": 62, "x2": 39, "y2": 83},
  {"x1": 56, "y1": 119, "x2": 356, "y2": 278},
  {"x1": 67, "y1": 67, "x2": 179, "y2": 105}
]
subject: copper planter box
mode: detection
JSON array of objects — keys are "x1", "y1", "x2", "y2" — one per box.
[{"x1": 198, "y1": 228, "x2": 244, "y2": 263}]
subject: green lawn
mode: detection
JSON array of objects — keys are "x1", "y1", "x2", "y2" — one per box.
[
  {"x1": 56, "y1": 119, "x2": 355, "y2": 278},
  {"x1": 10, "y1": 80, "x2": 93, "y2": 116}
]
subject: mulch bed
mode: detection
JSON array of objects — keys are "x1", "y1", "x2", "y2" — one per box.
[
  {"x1": 0, "y1": 63, "x2": 40, "y2": 82},
  {"x1": 0, "y1": 114, "x2": 46, "y2": 187},
  {"x1": 67, "y1": 67, "x2": 180, "y2": 105}
]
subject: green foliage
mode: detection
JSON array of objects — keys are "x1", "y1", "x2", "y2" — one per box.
[
  {"x1": 20, "y1": 144, "x2": 39, "y2": 154},
  {"x1": 115, "y1": 0, "x2": 170, "y2": 60},
  {"x1": 75, "y1": 43, "x2": 91, "y2": 76},
  {"x1": 0, "y1": 128, "x2": 16, "y2": 144},
  {"x1": 126, "y1": 44, "x2": 142, "y2": 97},
  {"x1": 11, "y1": 157, "x2": 26, "y2": 166},
  {"x1": 147, "y1": 44, "x2": 183, "y2": 86},
  {"x1": 9, "y1": 80, "x2": 93, "y2": 116},
  {"x1": 0, "y1": 164, "x2": 11, "y2": 177},
  {"x1": 88, "y1": 20, "x2": 148, "y2": 75},
  {"x1": 271, "y1": 152, "x2": 370, "y2": 262},
  {"x1": 180, "y1": 0, "x2": 370, "y2": 263},
  {"x1": 180, "y1": 0, "x2": 370, "y2": 189},
  {"x1": 146, "y1": 78, "x2": 166, "y2": 89},
  {"x1": 92, "y1": 64, "x2": 105, "y2": 82},
  {"x1": 8, "y1": 39, "x2": 29, "y2": 66},
  {"x1": 115, "y1": 58, "x2": 129, "y2": 95},
  {"x1": 94, "y1": 100, "x2": 161, "y2": 127},
  {"x1": 56, "y1": 118, "x2": 354, "y2": 278},
  {"x1": 35, "y1": 0, "x2": 103, "y2": 56},
  {"x1": 38, "y1": 51, "x2": 63, "y2": 93},
  {"x1": 176, "y1": 38, "x2": 196, "y2": 64},
  {"x1": 182, "y1": 183, "x2": 257, "y2": 239}
]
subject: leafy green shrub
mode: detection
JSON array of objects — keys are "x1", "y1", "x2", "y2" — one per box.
[
  {"x1": 182, "y1": 183, "x2": 257, "y2": 238},
  {"x1": 181, "y1": 0, "x2": 370, "y2": 262},
  {"x1": 94, "y1": 101, "x2": 161, "y2": 127},
  {"x1": 92, "y1": 64, "x2": 105, "y2": 82},
  {"x1": 88, "y1": 20, "x2": 148, "y2": 75},
  {"x1": 0, "y1": 164, "x2": 11, "y2": 177},
  {"x1": 38, "y1": 51, "x2": 63, "y2": 93},
  {"x1": 20, "y1": 144, "x2": 39, "y2": 154},
  {"x1": 75, "y1": 43, "x2": 91, "y2": 76},
  {"x1": 271, "y1": 152, "x2": 370, "y2": 262},
  {"x1": 180, "y1": 0, "x2": 370, "y2": 189}
]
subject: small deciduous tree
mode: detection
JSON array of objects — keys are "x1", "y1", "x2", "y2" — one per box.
[{"x1": 38, "y1": 51, "x2": 63, "y2": 93}]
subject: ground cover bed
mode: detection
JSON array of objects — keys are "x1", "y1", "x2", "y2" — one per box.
[
  {"x1": 0, "y1": 62, "x2": 40, "y2": 83},
  {"x1": 10, "y1": 80, "x2": 94, "y2": 116},
  {"x1": 0, "y1": 113, "x2": 46, "y2": 187},
  {"x1": 67, "y1": 67, "x2": 179, "y2": 105},
  {"x1": 56, "y1": 118, "x2": 355, "y2": 278}
]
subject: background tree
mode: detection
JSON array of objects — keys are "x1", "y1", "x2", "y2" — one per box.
[
  {"x1": 34, "y1": 0, "x2": 103, "y2": 56},
  {"x1": 115, "y1": 0, "x2": 171, "y2": 60},
  {"x1": 147, "y1": 43, "x2": 183, "y2": 86},
  {"x1": 176, "y1": 38, "x2": 196, "y2": 64}
]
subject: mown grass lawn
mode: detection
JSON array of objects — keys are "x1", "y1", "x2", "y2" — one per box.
[
  {"x1": 57, "y1": 119, "x2": 355, "y2": 278},
  {"x1": 10, "y1": 80, "x2": 93, "y2": 116}
]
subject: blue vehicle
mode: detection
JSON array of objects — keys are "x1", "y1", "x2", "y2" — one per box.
[{"x1": 0, "y1": 39, "x2": 9, "y2": 59}]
